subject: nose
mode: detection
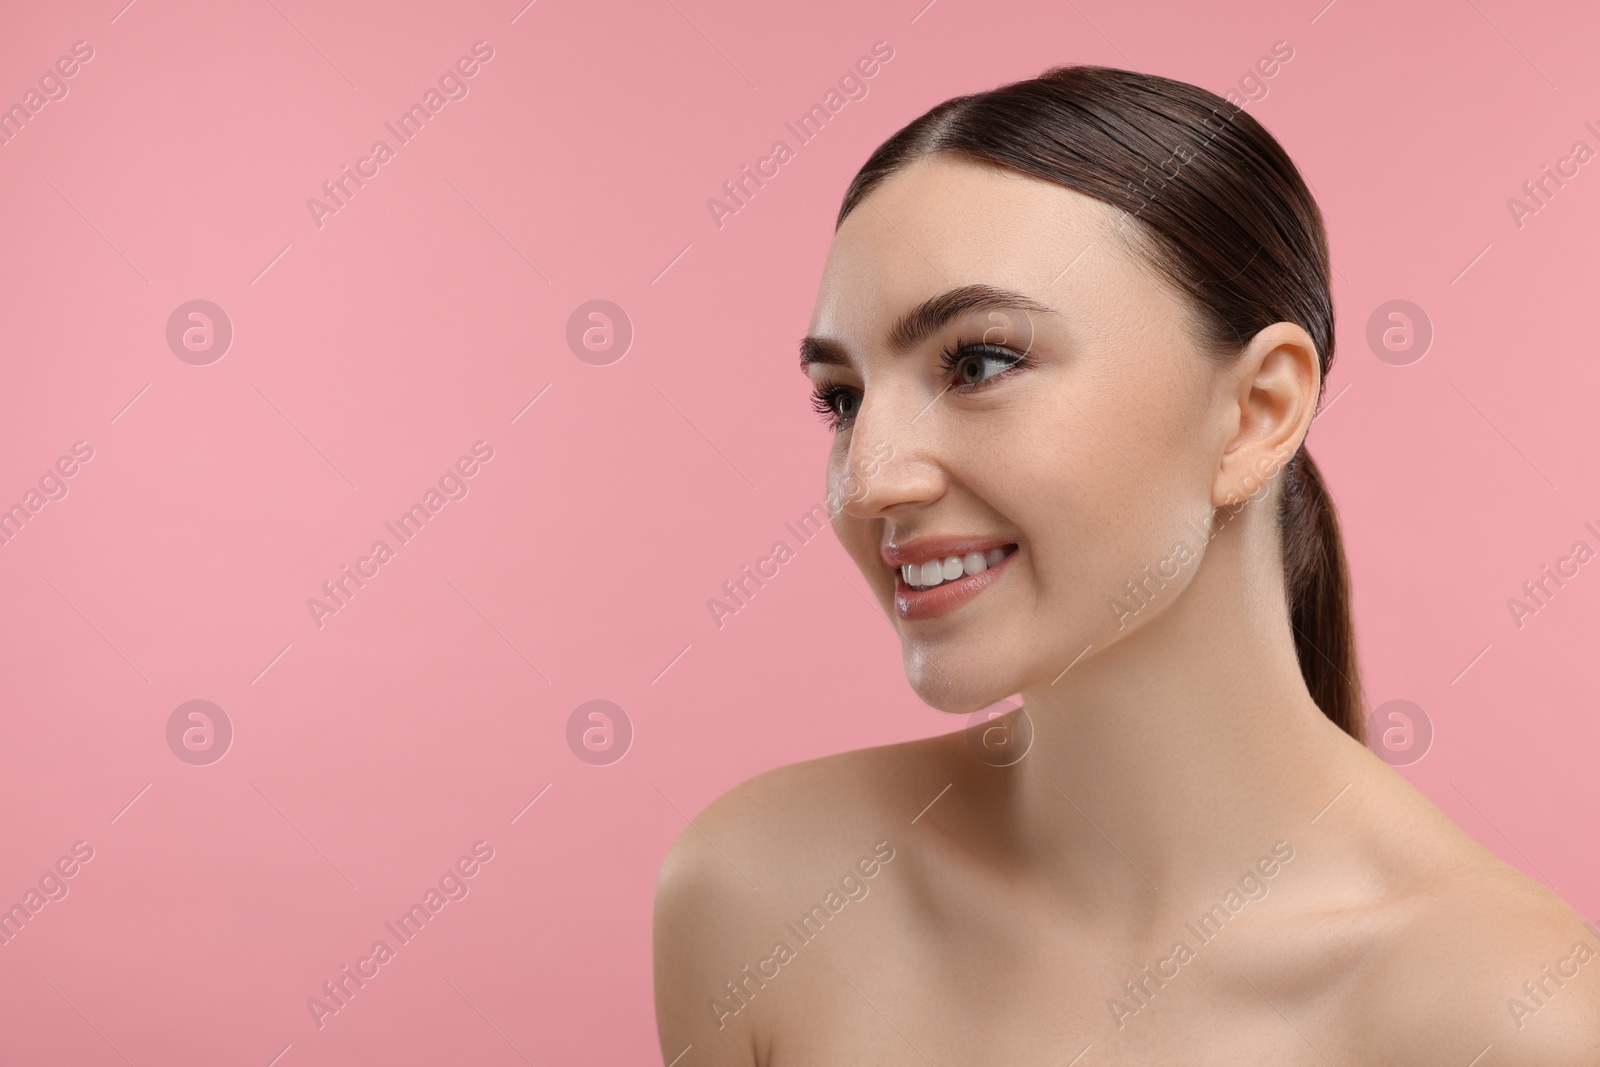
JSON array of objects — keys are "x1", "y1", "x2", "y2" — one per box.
[{"x1": 835, "y1": 387, "x2": 944, "y2": 520}]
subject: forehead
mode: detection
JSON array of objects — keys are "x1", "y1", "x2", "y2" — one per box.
[{"x1": 807, "y1": 155, "x2": 1134, "y2": 344}]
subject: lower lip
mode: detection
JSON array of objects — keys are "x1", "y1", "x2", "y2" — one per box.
[{"x1": 894, "y1": 547, "x2": 1017, "y2": 621}]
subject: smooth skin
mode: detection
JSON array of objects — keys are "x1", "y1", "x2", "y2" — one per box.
[{"x1": 653, "y1": 155, "x2": 1600, "y2": 1066}]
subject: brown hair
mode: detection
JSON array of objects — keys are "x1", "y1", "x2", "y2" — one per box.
[{"x1": 835, "y1": 65, "x2": 1364, "y2": 742}]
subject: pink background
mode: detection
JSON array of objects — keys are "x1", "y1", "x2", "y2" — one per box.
[{"x1": 1, "y1": 0, "x2": 1596, "y2": 1062}]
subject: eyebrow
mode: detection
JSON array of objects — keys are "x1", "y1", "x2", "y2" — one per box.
[{"x1": 799, "y1": 283, "x2": 1055, "y2": 372}]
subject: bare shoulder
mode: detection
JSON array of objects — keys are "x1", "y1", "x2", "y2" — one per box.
[
  {"x1": 1351, "y1": 846, "x2": 1600, "y2": 1064},
  {"x1": 651, "y1": 731, "x2": 958, "y2": 1065},
  {"x1": 657, "y1": 726, "x2": 964, "y2": 890},
  {"x1": 700, "y1": 727, "x2": 960, "y2": 831}
]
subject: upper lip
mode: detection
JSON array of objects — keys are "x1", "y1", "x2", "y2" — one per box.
[{"x1": 881, "y1": 536, "x2": 1017, "y2": 568}]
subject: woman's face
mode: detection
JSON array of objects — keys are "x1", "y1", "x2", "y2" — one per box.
[{"x1": 803, "y1": 154, "x2": 1241, "y2": 714}]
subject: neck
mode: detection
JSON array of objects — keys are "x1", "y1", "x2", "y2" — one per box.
[{"x1": 1002, "y1": 508, "x2": 1360, "y2": 912}]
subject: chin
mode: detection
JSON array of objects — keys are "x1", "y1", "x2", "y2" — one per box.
[{"x1": 903, "y1": 649, "x2": 1015, "y2": 716}]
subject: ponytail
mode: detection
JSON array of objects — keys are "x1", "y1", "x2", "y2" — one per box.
[{"x1": 1280, "y1": 449, "x2": 1365, "y2": 742}]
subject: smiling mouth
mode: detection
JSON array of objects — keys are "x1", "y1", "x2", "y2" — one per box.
[{"x1": 898, "y1": 545, "x2": 1017, "y2": 591}]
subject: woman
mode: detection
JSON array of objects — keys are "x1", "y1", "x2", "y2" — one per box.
[{"x1": 653, "y1": 65, "x2": 1598, "y2": 1064}]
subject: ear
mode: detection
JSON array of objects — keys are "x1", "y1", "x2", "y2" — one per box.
[{"x1": 1213, "y1": 322, "x2": 1320, "y2": 508}]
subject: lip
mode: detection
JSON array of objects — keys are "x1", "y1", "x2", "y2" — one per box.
[
  {"x1": 893, "y1": 544, "x2": 1018, "y2": 621},
  {"x1": 882, "y1": 536, "x2": 1017, "y2": 569}
]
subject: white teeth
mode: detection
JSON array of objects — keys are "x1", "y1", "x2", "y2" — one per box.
[{"x1": 903, "y1": 547, "x2": 1009, "y2": 590}]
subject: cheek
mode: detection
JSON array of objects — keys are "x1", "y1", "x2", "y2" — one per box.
[
  {"x1": 1074, "y1": 338, "x2": 1218, "y2": 504},
  {"x1": 828, "y1": 446, "x2": 865, "y2": 503},
  {"x1": 826, "y1": 451, "x2": 854, "y2": 529},
  {"x1": 828, "y1": 452, "x2": 881, "y2": 574},
  {"x1": 1002, "y1": 365, "x2": 1213, "y2": 616}
]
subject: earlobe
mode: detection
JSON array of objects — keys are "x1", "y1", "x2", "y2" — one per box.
[{"x1": 1212, "y1": 322, "x2": 1320, "y2": 508}]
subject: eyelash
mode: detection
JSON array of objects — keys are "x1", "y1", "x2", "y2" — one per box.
[{"x1": 808, "y1": 339, "x2": 1032, "y2": 431}]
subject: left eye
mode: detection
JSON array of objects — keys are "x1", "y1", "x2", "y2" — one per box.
[{"x1": 939, "y1": 343, "x2": 1024, "y2": 387}]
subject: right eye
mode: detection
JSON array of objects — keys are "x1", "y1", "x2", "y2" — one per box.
[{"x1": 809, "y1": 384, "x2": 860, "y2": 431}]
